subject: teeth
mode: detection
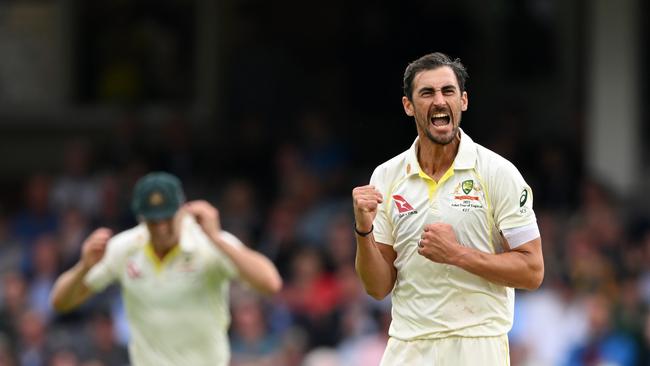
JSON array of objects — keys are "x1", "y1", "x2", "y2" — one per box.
[{"x1": 432, "y1": 113, "x2": 448, "y2": 118}]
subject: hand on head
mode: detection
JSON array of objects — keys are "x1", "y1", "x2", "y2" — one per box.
[{"x1": 183, "y1": 200, "x2": 222, "y2": 236}]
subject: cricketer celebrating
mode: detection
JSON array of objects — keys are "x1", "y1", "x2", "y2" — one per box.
[
  {"x1": 352, "y1": 52, "x2": 544, "y2": 365},
  {"x1": 51, "y1": 172, "x2": 282, "y2": 366}
]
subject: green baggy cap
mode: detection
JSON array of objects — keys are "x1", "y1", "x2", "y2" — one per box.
[{"x1": 131, "y1": 172, "x2": 185, "y2": 221}]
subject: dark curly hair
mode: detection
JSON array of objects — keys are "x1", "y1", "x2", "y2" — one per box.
[{"x1": 403, "y1": 52, "x2": 469, "y2": 101}]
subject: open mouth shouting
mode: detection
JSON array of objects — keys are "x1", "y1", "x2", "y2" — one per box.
[{"x1": 430, "y1": 112, "x2": 451, "y2": 127}]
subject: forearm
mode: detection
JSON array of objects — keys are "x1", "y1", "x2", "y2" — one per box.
[
  {"x1": 50, "y1": 262, "x2": 94, "y2": 313},
  {"x1": 355, "y1": 235, "x2": 396, "y2": 300},
  {"x1": 451, "y1": 241, "x2": 544, "y2": 290},
  {"x1": 210, "y1": 233, "x2": 282, "y2": 295}
]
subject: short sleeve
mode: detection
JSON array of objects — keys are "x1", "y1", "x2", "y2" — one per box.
[
  {"x1": 84, "y1": 239, "x2": 121, "y2": 292},
  {"x1": 491, "y1": 161, "x2": 537, "y2": 231},
  {"x1": 205, "y1": 230, "x2": 241, "y2": 280},
  {"x1": 369, "y1": 166, "x2": 394, "y2": 245}
]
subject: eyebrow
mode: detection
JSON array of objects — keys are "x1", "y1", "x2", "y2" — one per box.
[{"x1": 417, "y1": 84, "x2": 458, "y2": 94}]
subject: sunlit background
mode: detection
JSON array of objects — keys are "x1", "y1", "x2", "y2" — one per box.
[{"x1": 0, "y1": 0, "x2": 648, "y2": 365}]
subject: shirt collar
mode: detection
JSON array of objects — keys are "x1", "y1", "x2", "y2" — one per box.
[
  {"x1": 404, "y1": 128, "x2": 477, "y2": 177},
  {"x1": 454, "y1": 128, "x2": 478, "y2": 170}
]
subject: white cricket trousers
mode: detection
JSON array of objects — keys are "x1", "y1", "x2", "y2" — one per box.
[{"x1": 379, "y1": 334, "x2": 510, "y2": 366}]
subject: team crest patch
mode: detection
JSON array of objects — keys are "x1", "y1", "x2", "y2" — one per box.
[
  {"x1": 392, "y1": 195, "x2": 417, "y2": 217},
  {"x1": 178, "y1": 254, "x2": 197, "y2": 272},
  {"x1": 462, "y1": 180, "x2": 474, "y2": 194},
  {"x1": 450, "y1": 180, "x2": 484, "y2": 212}
]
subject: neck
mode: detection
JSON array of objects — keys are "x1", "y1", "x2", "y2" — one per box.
[
  {"x1": 151, "y1": 240, "x2": 177, "y2": 260},
  {"x1": 417, "y1": 133, "x2": 460, "y2": 181}
]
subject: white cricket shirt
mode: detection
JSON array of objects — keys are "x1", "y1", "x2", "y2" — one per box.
[
  {"x1": 84, "y1": 215, "x2": 240, "y2": 366},
  {"x1": 371, "y1": 129, "x2": 538, "y2": 340}
]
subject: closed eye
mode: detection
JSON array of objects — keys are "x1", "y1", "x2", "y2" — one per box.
[
  {"x1": 419, "y1": 88, "x2": 433, "y2": 97},
  {"x1": 417, "y1": 86, "x2": 457, "y2": 97},
  {"x1": 442, "y1": 86, "x2": 456, "y2": 95}
]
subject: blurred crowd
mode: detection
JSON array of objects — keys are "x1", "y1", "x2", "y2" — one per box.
[{"x1": 0, "y1": 109, "x2": 649, "y2": 366}]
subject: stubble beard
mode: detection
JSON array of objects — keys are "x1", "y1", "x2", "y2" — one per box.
[
  {"x1": 149, "y1": 224, "x2": 180, "y2": 249},
  {"x1": 424, "y1": 127, "x2": 456, "y2": 145},
  {"x1": 421, "y1": 116, "x2": 460, "y2": 145}
]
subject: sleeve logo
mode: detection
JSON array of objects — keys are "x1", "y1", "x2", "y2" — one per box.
[{"x1": 519, "y1": 189, "x2": 528, "y2": 207}]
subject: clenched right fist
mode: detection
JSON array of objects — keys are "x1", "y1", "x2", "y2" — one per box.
[{"x1": 352, "y1": 185, "x2": 383, "y2": 233}]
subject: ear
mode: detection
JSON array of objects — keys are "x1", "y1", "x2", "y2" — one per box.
[
  {"x1": 402, "y1": 96, "x2": 414, "y2": 117},
  {"x1": 461, "y1": 91, "x2": 468, "y2": 112}
]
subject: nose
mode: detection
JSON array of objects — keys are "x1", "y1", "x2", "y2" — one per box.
[{"x1": 432, "y1": 90, "x2": 445, "y2": 106}]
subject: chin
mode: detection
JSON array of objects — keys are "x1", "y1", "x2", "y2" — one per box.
[{"x1": 426, "y1": 131, "x2": 455, "y2": 145}]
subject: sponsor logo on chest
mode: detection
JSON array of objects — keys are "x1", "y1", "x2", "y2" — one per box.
[
  {"x1": 392, "y1": 194, "x2": 418, "y2": 218},
  {"x1": 126, "y1": 260, "x2": 143, "y2": 279}
]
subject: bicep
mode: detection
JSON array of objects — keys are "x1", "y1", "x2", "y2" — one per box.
[
  {"x1": 507, "y1": 237, "x2": 544, "y2": 289},
  {"x1": 71, "y1": 283, "x2": 96, "y2": 308},
  {"x1": 507, "y1": 237, "x2": 543, "y2": 267},
  {"x1": 376, "y1": 242, "x2": 398, "y2": 278}
]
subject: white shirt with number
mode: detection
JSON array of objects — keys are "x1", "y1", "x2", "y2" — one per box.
[
  {"x1": 84, "y1": 215, "x2": 240, "y2": 366},
  {"x1": 371, "y1": 129, "x2": 537, "y2": 340}
]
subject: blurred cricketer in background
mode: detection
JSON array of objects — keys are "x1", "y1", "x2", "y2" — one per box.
[
  {"x1": 352, "y1": 52, "x2": 544, "y2": 365},
  {"x1": 50, "y1": 172, "x2": 282, "y2": 366}
]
